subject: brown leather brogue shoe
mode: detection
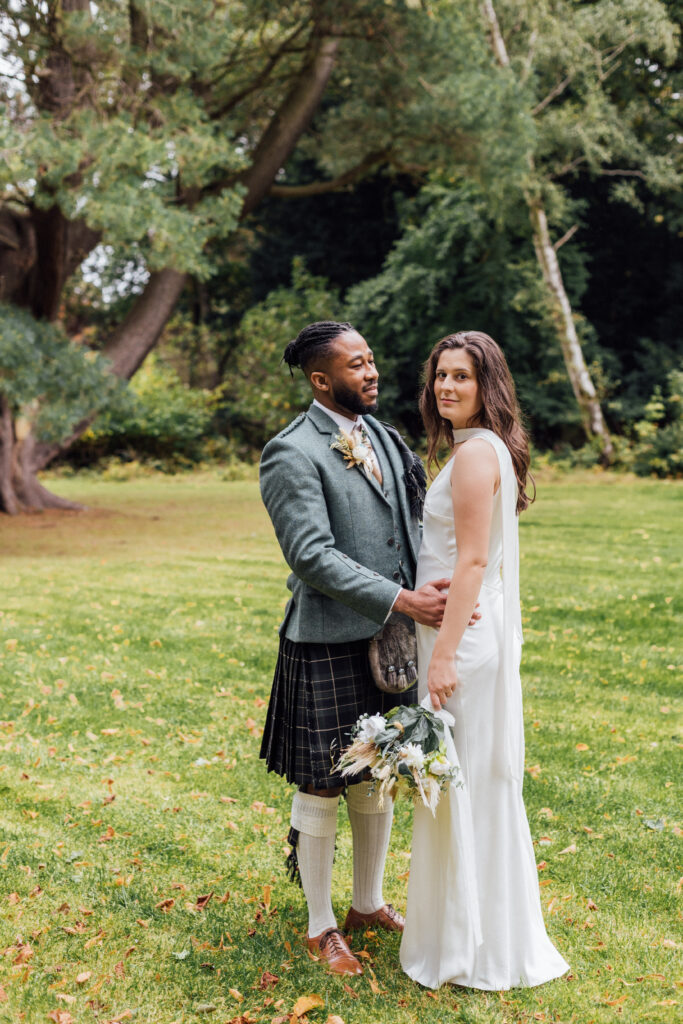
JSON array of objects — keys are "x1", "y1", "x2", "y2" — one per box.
[
  {"x1": 307, "y1": 927, "x2": 363, "y2": 976},
  {"x1": 344, "y1": 903, "x2": 405, "y2": 933}
]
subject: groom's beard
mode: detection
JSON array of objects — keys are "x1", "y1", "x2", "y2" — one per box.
[{"x1": 331, "y1": 382, "x2": 379, "y2": 416}]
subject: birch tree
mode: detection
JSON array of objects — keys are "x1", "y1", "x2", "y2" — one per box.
[{"x1": 480, "y1": 0, "x2": 679, "y2": 461}]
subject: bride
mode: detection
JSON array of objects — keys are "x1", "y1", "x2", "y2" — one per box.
[{"x1": 400, "y1": 331, "x2": 569, "y2": 990}]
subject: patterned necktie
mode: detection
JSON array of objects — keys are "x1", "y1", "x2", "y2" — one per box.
[{"x1": 352, "y1": 424, "x2": 383, "y2": 485}]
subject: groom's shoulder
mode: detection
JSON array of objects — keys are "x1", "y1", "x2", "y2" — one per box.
[
  {"x1": 274, "y1": 410, "x2": 308, "y2": 441},
  {"x1": 261, "y1": 409, "x2": 314, "y2": 457}
]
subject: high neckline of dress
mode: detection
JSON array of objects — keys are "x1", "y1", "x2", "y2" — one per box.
[{"x1": 452, "y1": 426, "x2": 489, "y2": 444}]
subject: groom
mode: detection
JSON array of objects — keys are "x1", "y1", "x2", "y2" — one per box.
[{"x1": 259, "y1": 321, "x2": 450, "y2": 976}]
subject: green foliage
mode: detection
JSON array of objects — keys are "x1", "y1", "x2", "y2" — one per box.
[
  {"x1": 630, "y1": 369, "x2": 683, "y2": 477},
  {"x1": 0, "y1": 303, "x2": 124, "y2": 441},
  {"x1": 224, "y1": 259, "x2": 342, "y2": 446},
  {"x1": 83, "y1": 356, "x2": 217, "y2": 462},
  {"x1": 345, "y1": 182, "x2": 583, "y2": 442}
]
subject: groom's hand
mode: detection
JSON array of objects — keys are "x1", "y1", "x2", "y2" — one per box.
[
  {"x1": 394, "y1": 579, "x2": 451, "y2": 627},
  {"x1": 394, "y1": 580, "x2": 482, "y2": 629}
]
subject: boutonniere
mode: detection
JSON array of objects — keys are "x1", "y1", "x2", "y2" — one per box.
[{"x1": 330, "y1": 428, "x2": 374, "y2": 479}]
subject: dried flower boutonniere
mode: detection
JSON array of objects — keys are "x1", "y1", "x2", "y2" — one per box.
[{"x1": 330, "y1": 428, "x2": 374, "y2": 478}]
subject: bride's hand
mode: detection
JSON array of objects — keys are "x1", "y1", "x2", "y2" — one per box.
[{"x1": 427, "y1": 655, "x2": 458, "y2": 710}]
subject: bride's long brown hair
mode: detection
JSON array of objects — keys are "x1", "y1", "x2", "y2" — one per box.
[{"x1": 419, "y1": 331, "x2": 535, "y2": 513}]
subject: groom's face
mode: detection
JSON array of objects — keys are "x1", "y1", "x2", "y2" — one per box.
[{"x1": 312, "y1": 331, "x2": 380, "y2": 416}]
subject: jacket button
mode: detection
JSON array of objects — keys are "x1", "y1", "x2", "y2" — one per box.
[
  {"x1": 392, "y1": 571, "x2": 400, "y2": 580},
  {"x1": 355, "y1": 563, "x2": 361, "y2": 568},
  {"x1": 387, "y1": 538, "x2": 395, "y2": 546}
]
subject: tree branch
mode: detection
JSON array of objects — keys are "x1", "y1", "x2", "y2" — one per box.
[
  {"x1": 237, "y1": 29, "x2": 342, "y2": 217},
  {"x1": 600, "y1": 168, "x2": 646, "y2": 179},
  {"x1": 208, "y1": 21, "x2": 309, "y2": 120},
  {"x1": 600, "y1": 33, "x2": 636, "y2": 80},
  {"x1": 553, "y1": 223, "x2": 578, "y2": 251},
  {"x1": 550, "y1": 155, "x2": 586, "y2": 179},
  {"x1": 481, "y1": 0, "x2": 509, "y2": 68},
  {"x1": 268, "y1": 149, "x2": 391, "y2": 198},
  {"x1": 531, "y1": 75, "x2": 573, "y2": 117}
]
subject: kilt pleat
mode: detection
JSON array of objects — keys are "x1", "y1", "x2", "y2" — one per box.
[{"x1": 260, "y1": 636, "x2": 417, "y2": 789}]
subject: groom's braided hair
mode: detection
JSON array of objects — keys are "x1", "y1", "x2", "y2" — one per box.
[{"x1": 282, "y1": 320, "x2": 355, "y2": 377}]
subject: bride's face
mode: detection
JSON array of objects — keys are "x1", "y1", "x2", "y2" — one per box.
[{"x1": 433, "y1": 348, "x2": 482, "y2": 430}]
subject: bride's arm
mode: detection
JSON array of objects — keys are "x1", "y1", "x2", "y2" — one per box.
[{"x1": 427, "y1": 439, "x2": 499, "y2": 709}]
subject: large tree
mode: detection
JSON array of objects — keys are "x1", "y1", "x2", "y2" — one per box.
[
  {"x1": 0, "y1": 0, "x2": 532, "y2": 512},
  {"x1": 0, "y1": 0, "x2": 393, "y2": 511}
]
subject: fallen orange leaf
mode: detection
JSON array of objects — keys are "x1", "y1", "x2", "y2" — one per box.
[
  {"x1": 292, "y1": 994, "x2": 324, "y2": 1017},
  {"x1": 13, "y1": 944, "x2": 33, "y2": 964}
]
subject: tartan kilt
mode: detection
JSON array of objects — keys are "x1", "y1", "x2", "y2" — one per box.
[{"x1": 260, "y1": 635, "x2": 417, "y2": 789}]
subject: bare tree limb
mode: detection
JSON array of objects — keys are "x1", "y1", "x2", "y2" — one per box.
[
  {"x1": 550, "y1": 155, "x2": 586, "y2": 179},
  {"x1": 553, "y1": 223, "x2": 578, "y2": 251},
  {"x1": 269, "y1": 149, "x2": 391, "y2": 198},
  {"x1": 531, "y1": 75, "x2": 573, "y2": 117},
  {"x1": 520, "y1": 28, "x2": 537, "y2": 83},
  {"x1": 600, "y1": 168, "x2": 647, "y2": 179}
]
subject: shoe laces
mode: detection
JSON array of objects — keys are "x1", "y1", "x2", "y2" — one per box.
[
  {"x1": 319, "y1": 928, "x2": 349, "y2": 955},
  {"x1": 382, "y1": 903, "x2": 403, "y2": 924}
]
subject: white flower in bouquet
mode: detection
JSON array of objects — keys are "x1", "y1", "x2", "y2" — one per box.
[
  {"x1": 357, "y1": 713, "x2": 388, "y2": 742},
  {"x1": 399, "y1": 742, "x2": 425, "y2": 771},
  {"x1": 336, "y1": 704, "x2": 460, "y2": 815},
  {"x1": 427, "y1": 752, "x2": 452, "y2": 776}
]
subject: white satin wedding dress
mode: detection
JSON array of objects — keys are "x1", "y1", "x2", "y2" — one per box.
[{"x1": 400, "y1": 427, "x2": 569, "y2": 990}]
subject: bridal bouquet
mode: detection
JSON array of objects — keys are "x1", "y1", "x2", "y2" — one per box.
[{"x1": 336, "y1": 704, "x2": 460, "y2": 815}]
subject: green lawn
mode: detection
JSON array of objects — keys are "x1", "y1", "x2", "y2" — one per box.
[{"x1": 0, "y1": 471, "x2": 680, "y2": 1024}]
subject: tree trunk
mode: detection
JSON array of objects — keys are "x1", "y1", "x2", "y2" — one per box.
[
  {"x1": 481, "y1": 0, "x2": 613, "y2": 462},
  {"x1": 528, "y1": 201, "x2": 614, "y2": 460},
  {"x1": 0, "y1": 399, "x2": 83, "y2": 514},
  {"x1": 1, "y1": 24, "x2": 344, "y2": 512},
  {"x1": 103, "y1": 269, "x2": 190, "y2": 379},
  {"x1": 0, "y1": 396, "x2": 20, "y2": 515}
]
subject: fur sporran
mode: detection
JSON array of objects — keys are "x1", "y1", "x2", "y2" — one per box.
[{"x1": 368, "y1": 612, "x2": 418, "y2": 694}]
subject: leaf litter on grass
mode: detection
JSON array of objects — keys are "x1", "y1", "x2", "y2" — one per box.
[{"x1": 0, "y1": 474, "x2": 680, "y2": 1024}]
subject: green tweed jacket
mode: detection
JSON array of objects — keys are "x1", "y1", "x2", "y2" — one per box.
[{"x1": 260, "y1": 403, "x2": 421, "y2": 644}]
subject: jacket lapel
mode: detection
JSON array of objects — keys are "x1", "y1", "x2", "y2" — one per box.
[
  {"x1": 364, "y1": 416, "x2": 420, "y2": 565},
  {"x1": 307, "y1": 404, "x2": 390, "y2": 504}
]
